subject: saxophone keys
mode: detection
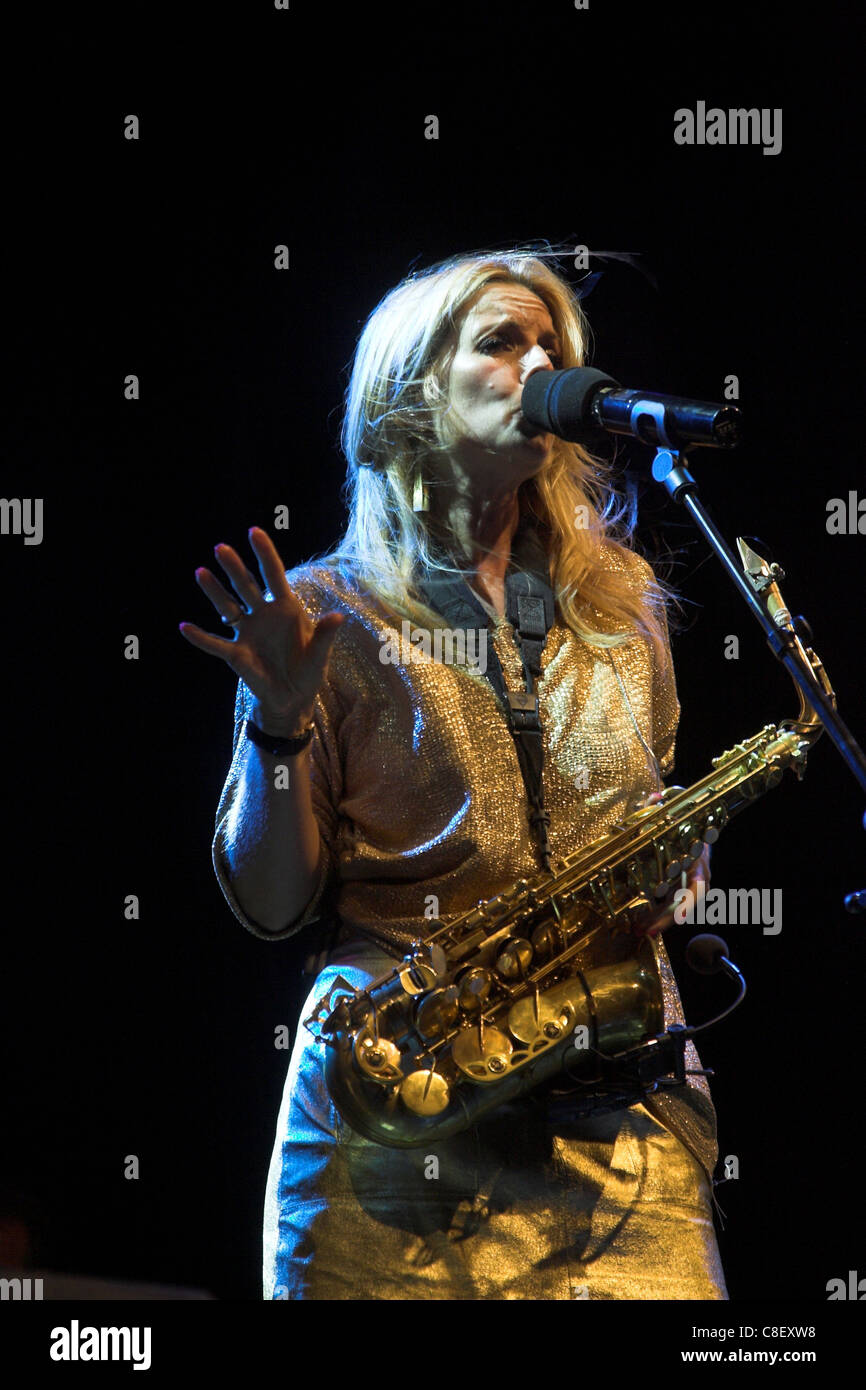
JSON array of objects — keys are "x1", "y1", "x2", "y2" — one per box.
[
  {"x1": 508, "y1": 992, "x2": 573, "y2": 1045},
  {"x1": 406, "y1": 941, "x2": 449, "y2": 978},
  {"x1": 399, "y1": 1068, "x2": 451, "y2": 1116},
  {"x1": 414, "y1": 985, "x2": 460, "y2": 1040},
  {"x1": 702, "y1": 804, "x2": 728, "y2": 843},
  {"x1": 456, "y1": 967, "x2": 494, "y2": 1011},
  {"x1": 399, "y1": 958, "x2": 440, "y2": 995},
  {"x1": 531, "y1": 920, "x2": 571, "y2": 959},
  {"x1": 452, "y1": 1025, "x2": 513, "y2": 1080},
  {"x1": 495, "y1": 937, "x2": 534, "y2": 981},
  {"x1": 354, "y1": 1033, "x2": 403, "y2": 1084}
]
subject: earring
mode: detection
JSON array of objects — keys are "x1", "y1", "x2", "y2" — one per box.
[{"x1": 412, "y1": 469, "x2": 430, "y2": 512}]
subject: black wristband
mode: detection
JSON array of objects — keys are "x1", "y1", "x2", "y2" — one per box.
[{"x1": 244, "y1": 717, "x2": 314, "y2": 756}]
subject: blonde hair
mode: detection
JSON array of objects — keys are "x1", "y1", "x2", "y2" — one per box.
[{"x1": 319, "y1": 248, "x2": 673, "y2": 662}]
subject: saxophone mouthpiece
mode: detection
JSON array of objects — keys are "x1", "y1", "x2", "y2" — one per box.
[
  {"x1": 736, "y1": 536, "x2": 794, "y2": 633},
  {"x1": 735, "y1": 538, "x2": 835, "y2": 733},
  {"x1": 736, "y1": 536, "x2": 767, "y2": 575}
]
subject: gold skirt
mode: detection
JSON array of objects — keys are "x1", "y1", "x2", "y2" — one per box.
[{"x1": 264, "y1": 948, "x2": 728, "y2": 1301}]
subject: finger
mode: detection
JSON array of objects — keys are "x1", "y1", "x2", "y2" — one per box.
[
  {"x1": 247, "y1": 526, "x2": 294, "y2": 602},
  {"x1": 685, "y1": 846, "x2": 712, "y2": 890},
  {"x1": 642, "y1": 908, "x2": 673, "y2": 938},
  {"x1": 178, "y1": 621, "x2": 239, "y2": 659},
  {"x1": 195, "y1": 567, "x2": 249, "y2": 622},
  {"x1": 213, "y1": 543, "x2": 266, "y2": 611},
  {"x1": 634, "y1": 918, "x2": 668, "y2": 940}
]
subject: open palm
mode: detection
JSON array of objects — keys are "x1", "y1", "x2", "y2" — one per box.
[{"x1": 179, "y1": 526, "x2": 344, "y2": 726}]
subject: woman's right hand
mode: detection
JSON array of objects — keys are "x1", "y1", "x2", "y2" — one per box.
[{"x1": 179, "y1": 526, "x2": 345, "y2": 735}]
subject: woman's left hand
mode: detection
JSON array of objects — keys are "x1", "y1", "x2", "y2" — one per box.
[
  {"x1": 638, "y1": 842, "x2": 711, "y2": 938},
  {"x1": 632, "y1": 791, "x2": 711, "y2": 939}
]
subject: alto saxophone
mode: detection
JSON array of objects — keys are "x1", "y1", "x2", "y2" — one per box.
[{"x1": 305, "y1": 638, "x2": 833, "y2": 1149}]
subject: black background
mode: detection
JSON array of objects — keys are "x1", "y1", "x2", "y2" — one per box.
[{"x1": 4, "y1": 0, "x2": 865, "y2": 1323}]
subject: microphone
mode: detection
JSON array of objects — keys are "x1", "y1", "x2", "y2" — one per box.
[
  {"x1": 521, "y1": 366, "x2": 743, "y2": 450},
  {"x1": 683, "y1": 934, "x2": 747, "y2": 1035},
  {"x1": 685, "y1": 933, "x2": 732, "y2": 975}
]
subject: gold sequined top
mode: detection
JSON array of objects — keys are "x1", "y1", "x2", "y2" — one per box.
[{"x1": 212, "y1": 543, "x2": 720, "y2": 1183}]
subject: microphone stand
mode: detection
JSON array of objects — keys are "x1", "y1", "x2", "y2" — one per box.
[{"x1": 650, "y1": 447, "x2": 866, "y2": 819}]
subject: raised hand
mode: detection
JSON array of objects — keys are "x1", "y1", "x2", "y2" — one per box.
[{"x1": 179, "y1": 526, "x2": 345, "y2": 734}]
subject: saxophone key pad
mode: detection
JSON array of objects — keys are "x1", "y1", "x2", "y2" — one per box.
[
  {"x1": 414, "y1": 985, "x2": 460, "y2": 1039},
  {"x1": 456, "y1": 967, "x2": 493, "y2": 1011},
  {"x1": 452, "y1": 1025, "x2": 513, "y2": 1081},
  {"x1": 399, "y1": 1068, "x2": 451, "y2": 1116},
  {"x1": 355, "y1": 1033, "x2": 402, "y2": 1084},
  {"x1": 508, "y1": 992, "x2": 573, "y2": 1045},
  {"x1": 495, "y1": 937, "x2": 533, "y2": 981}
]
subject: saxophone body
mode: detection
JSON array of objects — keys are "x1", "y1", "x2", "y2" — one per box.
[{"x1": 305, "y1": 641, "x2": 832, "y2": 1149}]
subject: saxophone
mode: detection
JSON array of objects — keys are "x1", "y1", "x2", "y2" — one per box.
[{"x1": 305, "y1": 621, "x2": 833, "y2": 1150}]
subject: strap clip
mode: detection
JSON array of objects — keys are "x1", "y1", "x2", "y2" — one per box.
[
  {"x1": 507, "y1": 691, "x2": 540, "y2": 732},
  {"x1": 515, "y1": 594, "x2": 547, "y2": 640}
]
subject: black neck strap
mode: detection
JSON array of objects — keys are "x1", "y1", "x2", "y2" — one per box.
[{"x1": 413, "y1": 517, "x2": 556, "y2": 871}]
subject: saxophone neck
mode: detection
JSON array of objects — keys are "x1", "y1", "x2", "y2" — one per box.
[
  {"x1": 736, "y1": 536, "x2": 834, "y2": 744},
  {"x1": 789, "y1": 642, "x2": 834, "y2": 742}
]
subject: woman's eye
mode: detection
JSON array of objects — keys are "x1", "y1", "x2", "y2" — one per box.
[{"x1": 478, "y1": 337, "x2": 561, "y2": 366}]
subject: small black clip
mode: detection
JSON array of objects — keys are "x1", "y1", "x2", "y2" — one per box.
[
  {"x1": 507, "y1": 691, "x2": 540, "y2": 732},
  {"x1": 516, "y1": 594, "x2": 547, "y2": 640}
]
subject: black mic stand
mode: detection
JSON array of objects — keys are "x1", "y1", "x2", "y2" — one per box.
[{"x1": 650, "y1": 446, "x2": 866, "y2": 905}]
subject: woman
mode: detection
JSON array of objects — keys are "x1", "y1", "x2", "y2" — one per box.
[{"x1": 180, "y1": 250, "x2": 727, "y2": 1300}]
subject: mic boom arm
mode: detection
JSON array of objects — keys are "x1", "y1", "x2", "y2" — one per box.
[{"x1": 650, "y1": 446, "x2": 866, "y2": 801}]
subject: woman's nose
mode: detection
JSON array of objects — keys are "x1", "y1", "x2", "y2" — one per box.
[{"x1": 521, "y1": 344, "x2": 556, "y2": 381}]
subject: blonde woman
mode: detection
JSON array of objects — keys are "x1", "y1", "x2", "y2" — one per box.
[{"x1": 180, "y1": 250, "x2": 727, "y2": 1300}]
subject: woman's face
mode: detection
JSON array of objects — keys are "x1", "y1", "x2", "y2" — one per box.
[{"x1": 440, "y1": 282, "x2": 561, "y2": 487}]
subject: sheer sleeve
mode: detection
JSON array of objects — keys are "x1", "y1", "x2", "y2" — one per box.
[{"x1": 210, "y1": 575, "x2": 347, "y2": 943}]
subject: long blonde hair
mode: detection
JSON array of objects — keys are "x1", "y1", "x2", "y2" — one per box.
[{"x1": 317, "y1": 249, "x2": 672, "y2": 662}]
